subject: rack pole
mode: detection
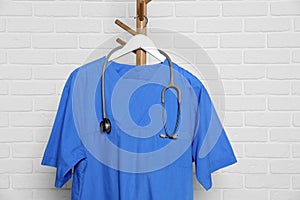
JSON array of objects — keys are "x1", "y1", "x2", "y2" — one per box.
[{"x1": 136, "y1": 0, "x2": 147, "y2": 65}]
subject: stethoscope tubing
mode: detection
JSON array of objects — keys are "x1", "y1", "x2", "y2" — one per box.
[
  {"x1": 101, "y1": 46, "x2": 123, "y2": 119},
  {"x1": 101, "y1": 47, "x2": 181, "y2": 139}
]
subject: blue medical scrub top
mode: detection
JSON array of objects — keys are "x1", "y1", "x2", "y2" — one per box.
[{"x1": 41, "y1": 57, "x2": 237, "y2": 200}]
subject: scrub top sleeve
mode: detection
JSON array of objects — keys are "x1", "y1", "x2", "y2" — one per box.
[
  {"x1": 41, "y1": 70, "x2": 86, "y2": 188},
  {"x1": 192, "y1": 86, "x2": 237, "y2": 190}
]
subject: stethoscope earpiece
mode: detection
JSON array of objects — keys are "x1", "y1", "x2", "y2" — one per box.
[
  {"x1": 159, "y1": 133, "x2": 178, "y2": 140},
  {"x1": 100, "y1": 118, "x2": 111, "y2": 134},
  {"x1": 171, "y1": 134, "x2": 178, "y2": 139},
  {"x1": 159, "y1": 133, "x2": 167, "y2": 138}
]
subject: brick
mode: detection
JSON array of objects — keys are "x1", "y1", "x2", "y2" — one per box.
[
  {"x1": 56, "y1": 50, "x2": 88, "y2": 64},
  {"x1": 11, "y1": 81, "x2": 56, "y2": 95},
  {"x1": 0, "y1": 160, "x2": 32, "y2": 173},
  {"x1": 270, "y1": 128, "x2": 300, "y2": 142},
  {"x1": 245, "y1": 113, "x2": 290, "y2": 127},
  {"x1": 227, "y1": 128, "x2": 268, "y2": 142},
  {"x1": 0, "y1": 2, "x2": 32, "y2": 16},
  {"x1": 34, "y1": 97, "x2": 59, "y2": 111},
  {"x1": 223, "y1": 159, "x2": 267, "y2": 174},
  {"x1": 296, "y1": 18, "x2": 300, "y2": 31},
  {"x1": 0, "y1": 18, "x2": 5, "y2": 32},
  {"x1": 220, "y1": 65, "x2": 265, "y2": 80},
  {"x1": 293, "y1": 144, "x2": 300, "y2": 158},
  {"x1": 32, "y1": 66, "x2": 65, "y2": 80},
  {"x1": 34, "y1": 3, "x2": 79, "y2": 17},
  {"x1": 223, "y1": 112, "x2": 243, "y2": 127},
  {"x1": 176, "y1": 2, "x2": 220, "y2": 17},
  {"x1": 220, "y1": 34, "x2": 265, "y2": 48},
  {"x1": 0, "y1": 144, "x2": 10, "y2": 158},
  {"x1": 0, "y1": 66, "x2": 31, "y2": 80},
  {"x1": 34, "y1": 128, "x2": 52, "y2": 143},
  {"x1": 12, "y1": 144, "x2": 45, "y2": 158},
  {"x1": 0, "y1": 97, "x2": 32, "y2": 111},
  {"x1": 0, "y1": 175, "x2": 9, "y2": 189},
  {"x1": 0, "y1": 190, "x2": 33, "y2": 200},
  {"x1": 231, "y1": 143, "x2": 244, "y2": 158},
  {"x1": 244, "y1": 81, "x2": 289, "y2": 95},
  {"x1": 10, "y1": 113, "x2": 53, "y2": 127},
  {"x1": 150, "y1": 19, "x2": 194, "y2": 33},
  {"x1": 103, "y1": 18, "x2": 135, "y2": 33},
  {"x1": 79, "y1": 34, "x2": 113, "y2": 49},
  {"x1": 10, "y1": 113, "x2": 54, "y2": 127},
  {"x1": 244, "y1": 50, "x2": 290, "y2": 64},
  {"x1": 292, "y1": 176, "x2": 300, "y2": 189},
  {"x1": 32, "y1": 35, "x2": 77, "y2": 49},
  {"x1": 271, "y1": 160, "x2": 300, "y2": 174},
  {"x1": 245, "y1": 18, "x2": 290, "y2": 32},
  {"x1": 271, "y1": 1, "x2": 300, "y2": 16},
  {"x1": 223, "y1": 2, "x2": 268, "y2": 17},
  {"x1": 271, "y1": 191, "x2": 300, "y2": 200},
  {"x1": 0, "y1": 112, "x2": 9, "y2": 127},
  {"x1": 268, "y1": 33, "x2": 300, "y2": 48},
  {"x1": 7, "y1": 18, "x2": 54, "y2": 33},
  {"x1": 56, "y1": 19, "x2": 102, "y2": 33},
  {"x1": 186, "y1": 64, "x2": 219, "y2": 81},
  {"x1": 197, "y1": 19, "x2": 242, "y2": 33},
  {"x1": 128, "y1": 2, "x2": 173, "y2": 17},
  {"x1": 269, "y1": 97, "x2": 300, "y2": 111},
  {"x1": 192, "y1": 34, "x2": 218, "y2": 48},
  {"x1": 268, "y1": 65, "x2": 300, "y2": 79},
  {"x1": 225, "y1": 97, "x2": 266, "y2": 111},
  {"x1": 34, "y1": 190, "x2": 71, "y2": 200},
  {"x1": 294, "y1": 113, "x2": 300, "y2": 126},
  {"x1": 184, "y1": 64, "x2": 218, "y2": 81},
  {"x1": 33, "y1": 66, "x2": 73, "y2": 80},
  {"x1": 82, "y1": 3, "x2": 126, "y2": 17},
  {"x1": 9, "y1": 51, "x2": 55, "y2": 64},
  {"x1": 194, "y1": 186, "x2": 220, "y2": 199},
  {"x1": 211, "y1": 174, "x2": 243, "y2": 189},
  {"x1": 223, "y1": 81, "x2": 243, "y2": 95},
  {"x1": 12, "y1": 174, "x2": 55, "y2": 189},
  {"x1": 0, "y1": 51, "x2": 6, "y2": 63},
  {"x1": 197, "y1": 50, "x2": 242, "y2": 64},
  {"x1": 0, "y1": 81, "x2": 9, "y2": 95},
  {"x1": 224, "y1": 190, "x2": 268, "y2": 200},
  {"x1": 0, "y1": 128, "x2": 33, "y2": 142},
  {"x1": 245, "y1": 144, "x2": 290, "y2": 158},
  {"x1": 0, "y1": 34, "x2": 31, "y2": 49},
  {"x1": 246, "y1": 175, "x2": 290, "y2": 189},
  {"x1": 34, "y1": 159, "x2": 55, "y2": 173},
  {"x1": 292, "y1": 50, "x2": 300, "y2": 62},
  {"x1": 174, "y1": 34, "x2": 218, "y2": 49},
  {"x1": 147, "y1": 3, "x2": 173, "y2": 17}
]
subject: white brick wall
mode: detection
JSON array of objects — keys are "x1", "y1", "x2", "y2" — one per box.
[{"x1": 0, "y1": 0, "x2": 299, "y2": 200}]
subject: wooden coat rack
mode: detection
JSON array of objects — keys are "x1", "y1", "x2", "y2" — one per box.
[{"x1": 114, "y1": 0, "x2": 151, "y2": 65}]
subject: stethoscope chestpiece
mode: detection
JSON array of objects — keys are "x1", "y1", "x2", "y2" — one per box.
[
  {"x1": 159, "y1": 133, "x2": 178, "y2": 140},
  {"x1": 100, "y1": 118, "x2": 111, "y2": 134}
]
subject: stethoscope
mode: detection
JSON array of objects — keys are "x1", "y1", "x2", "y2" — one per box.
[{"x1": 100, "y1": 46, "x2": 181, "y2": 140}]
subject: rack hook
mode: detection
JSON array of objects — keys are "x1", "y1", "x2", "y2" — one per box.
[{"x1": 134, "y1": 15, "x2": 148, "y2": 28}]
